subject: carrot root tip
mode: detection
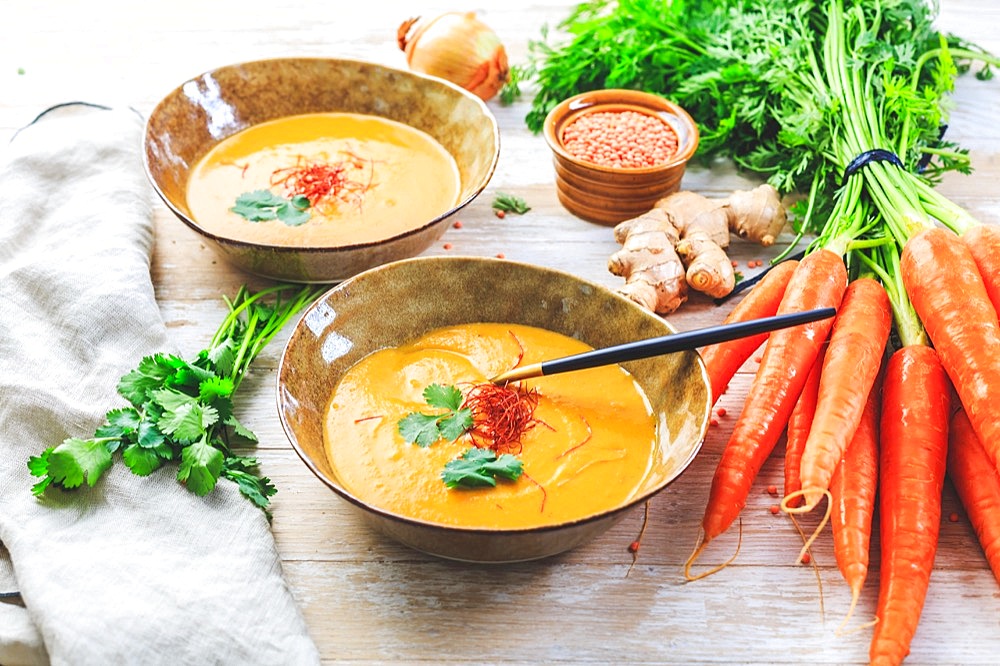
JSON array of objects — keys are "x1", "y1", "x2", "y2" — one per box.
[{"x1": 684, "y1": 519, "x2": 743, "y2": 582}]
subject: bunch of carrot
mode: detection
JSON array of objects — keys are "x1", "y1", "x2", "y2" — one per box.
[
  {"x1": 687, "y1": 217, "x2": 1000, "y2": 664},
  {"x1": 666, "y1": 0, "x2": 1000, "y2": 662}
]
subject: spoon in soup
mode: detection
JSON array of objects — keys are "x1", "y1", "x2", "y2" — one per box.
[{"x1": 490, "y1": 307, "x2": 836, "y2": 384}]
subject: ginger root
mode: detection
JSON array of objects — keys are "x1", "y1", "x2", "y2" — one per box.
[
  {"x1": 608, "y1": 184, "x2": 787, "y2": 314},
  {"x1": 608, "y1": 208, "x2": 688, "y2": 314}
]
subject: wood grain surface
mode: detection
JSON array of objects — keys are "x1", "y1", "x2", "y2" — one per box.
[{"x1": 4, "y1": 1, "x2": 1000, "y2": 663}]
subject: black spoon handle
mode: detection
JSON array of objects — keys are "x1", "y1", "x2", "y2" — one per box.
[{"x1": 492, "y1": 307, "x2": 836, "y2": 383}]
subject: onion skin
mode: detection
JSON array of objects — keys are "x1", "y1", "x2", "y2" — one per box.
[{"x1": 397, "y1": 12, "x2": 510, "y2": 102}]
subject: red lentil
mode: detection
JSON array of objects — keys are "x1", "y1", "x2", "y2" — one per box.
[
  {"x1": 766, "y1": 484, "x2": 778, "y2": 496},
  {"x1": 452, "y1": 220, "x2": 463, "y2": 229},
  {"x1": 801, "y1": 552, "x2": 812, "y2": 565},
  {"x1": 716, "y1": 407, "x2": 727, "y2": 417},
  {"x1": 769, "y1": 504, "x2": 780, "y2": 515},
  {"x1": 710, "y1": 417, "x2": 719, "y2": 427},
  {"x1": 561, "y1": 109, "x2": 679, "y2": 169},
  {"x1": 949, "y1": 512, "x2": 960, "y2": 523},
  {"x1": 495, "y1": 252, "x2": 506, "y2": 259},
  {"x1": 495, "y1": 210, "x2": 506, "y2": 219},
  {"x1": 442, "y1": 242, "x2": 453, "y2": 250}
]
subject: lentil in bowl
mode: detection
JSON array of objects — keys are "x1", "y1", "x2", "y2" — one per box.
[{"x1": 543, "y1": 89, "x2": 699, "y2": 225}]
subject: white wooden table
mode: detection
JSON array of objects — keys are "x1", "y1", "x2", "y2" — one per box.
[{"x1": 4, "y1": 1, "x2": 1000, "y2": 663}]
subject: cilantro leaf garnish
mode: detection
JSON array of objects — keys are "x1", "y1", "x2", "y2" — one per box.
[
  {"x1": 397, "y1": 383, "x2": 473, "y2": 447},
  {"x1": 231, "y1": 190, "x2": 312, "y2": 226},
  {"x1": 27, "y1": 284, "x2": 322, "y2": 511},
  {"x1": 441, "y1": 447, "x2": 524, "y2": 489},
  {"x1": 492, "y1": 192, "x2": 531, "y2": 215},
  {"x1": 398, "y1": 412, "x2": 446, "y2": 448}
]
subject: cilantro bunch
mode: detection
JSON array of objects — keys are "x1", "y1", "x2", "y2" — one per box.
[{"x1": 28, "y1": 284, "x2": 320, "y2": 510}]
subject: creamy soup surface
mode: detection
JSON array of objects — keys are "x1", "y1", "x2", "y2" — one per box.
[
  {"x1": 323, "y1": 323, "x2": 660, "y2": 529},
  {"x1": 185, "y1": 112, "x2": 461, "y2": 247}
]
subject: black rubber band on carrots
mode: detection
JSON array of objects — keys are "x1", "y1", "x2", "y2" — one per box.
[{"x1": 841, "y1": 148, "x2": 904, "y2": 185}]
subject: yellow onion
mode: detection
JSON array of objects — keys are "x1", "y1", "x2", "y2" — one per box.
[{"x1": 397, "y1": 12, "x2": 509, "y2": 102}]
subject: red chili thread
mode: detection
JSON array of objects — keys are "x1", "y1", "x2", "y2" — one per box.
[
  {"x1": 508, "y1": 330, "x2": 525, "y2": 370},
  {"x1": 556, "y1": 416, "x2": 593, "y2": 459},
  {"x1": 271, "y1": 152, "x2": 374, "y2": 211},
  {"x1": 461, "y1": 382, "x2": 541, "y2": 455},
  {"x1": 522, "y1": 472, "x2": 548, "y2": 513},
  {"x1": 353, "y1": 415, "x2": 383, "y2": 424}
]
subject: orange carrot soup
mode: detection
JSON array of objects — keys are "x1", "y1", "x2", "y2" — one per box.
[
  {"x1": 185, "y1": 112, "x2": 461, "y2": 247},
  {"x1": 323, "y1": 323, "x2": 659, "y2": 529}
]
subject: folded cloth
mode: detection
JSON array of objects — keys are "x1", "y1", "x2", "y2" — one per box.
[{"x1": 0, "y1": 104, "x2": 320, "y2": 665}]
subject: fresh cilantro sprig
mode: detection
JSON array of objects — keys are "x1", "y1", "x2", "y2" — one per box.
[
  {"x1": 398, "y1": 384, "x2": 473, "y2": 447},
  {"x1": 492, "y1": 192, "x2": 531, "y2": 215},
  {"x1": 28, "y1": 284, "x2": 321, "y2": 511},
  {"x1": 231, "y1": 189, "x2": 311, "y2": 226},
  {"x1": 442, "y1": 447, "x2": 523, "y2": 489}
]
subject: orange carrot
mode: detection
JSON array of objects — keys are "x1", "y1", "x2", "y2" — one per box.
[
  {"x1": 901, "y1": 227, "x2": 1000, "y2": 474},
  {"x1": 701, "y1": 259, "x2": 799, "y2": 403},
  {"x1": 829, "y1": 366, "x2": 880, "y2": 629},
  {"x1": 798, "y1": 278, "x2": 891, "y2": 510},
  {"x1": 947, "y1": 408, "x2": 1000, "y2": 584},
  {"x1": 961, "y1": 224, "x2": 1000, "y2": 316},
  {"x1": 783, "y1": 344, "x2": 824, "y2": 509},
  {"x1": 870, "y1": 345, "x2": 950, "y2": 666},
  {"x1": 694, "y1": 250, "x2": 847, "y2": 557}
]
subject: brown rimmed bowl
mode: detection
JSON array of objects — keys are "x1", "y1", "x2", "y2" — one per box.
[
  {"x1": 543, "y1": 89, "x2": 699, "y2": 225},
  {"x1": 143, "y1": 57, "x2": 500, "y2": 283},
  {"x1": 276, "y1": 256, "x2": 711, "y2": 563}
]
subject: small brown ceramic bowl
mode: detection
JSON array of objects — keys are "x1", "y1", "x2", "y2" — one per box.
[
  {"x1": 543, "y1": 89, "x2": 699, "y2": 226},
  {"x1": 143, "y1": 58, "x2": 499, "y2": 283},
  {"x1": 277, "y1": 256, "x2": 711, "y2": 563}
]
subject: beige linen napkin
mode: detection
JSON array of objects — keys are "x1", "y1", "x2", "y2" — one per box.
[{"x1": 0, "y1": 104, "x2": 320, "y2": 665}]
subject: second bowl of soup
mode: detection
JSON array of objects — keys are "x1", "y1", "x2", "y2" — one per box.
[
  {"x1": 143, "y1": 58, "x2": 499, "y2": 282},
  {"x1": 277, "y1": 256, "x2": 712, "y2": 562}
]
